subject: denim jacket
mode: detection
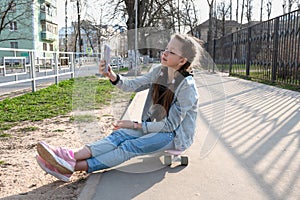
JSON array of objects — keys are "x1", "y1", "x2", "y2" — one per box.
[{"x1": 115, "y1": 65, "x2": 198, "y2": 150}]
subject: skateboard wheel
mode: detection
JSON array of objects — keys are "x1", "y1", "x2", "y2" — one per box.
[
  {"x1": 164, "y1": 155, "x2": 172, "y2": 166},
  {"x1": 181, "y1": 156, "x2": 188, "y2": 166}
]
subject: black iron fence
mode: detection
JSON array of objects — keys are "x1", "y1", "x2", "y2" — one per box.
[{"x1": 213, "y1": 9, "x2": 300, "y2": 86}]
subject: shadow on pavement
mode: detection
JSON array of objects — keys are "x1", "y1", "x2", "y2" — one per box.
[
  {"x1": 91, "y1": 164, "x2": 185, "y2": 200},
  {"x1": 197, "y1": 74, "x2": 300, "y2": 200}
]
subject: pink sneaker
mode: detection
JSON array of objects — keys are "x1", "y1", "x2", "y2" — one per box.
[
  {"x1": 37, "y1": 141, "x2": 76, "y2": 174},
  {"x1": 36, "y1": 155, "x2": 72, "y2": 182}
]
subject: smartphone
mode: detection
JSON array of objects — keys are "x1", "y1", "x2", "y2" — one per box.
[{"x1": 103, "y1": 45, "x2": 111, "y2": 72}]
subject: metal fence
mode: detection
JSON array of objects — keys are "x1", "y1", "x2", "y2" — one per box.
[
  {"x1": 0, "y1": 47, "x2": 100, "y2": 93},
  {"x1": 213, "y1": 9, "x2": 300, "y2": 86}
]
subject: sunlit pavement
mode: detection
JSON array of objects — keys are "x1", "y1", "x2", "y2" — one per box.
[{"x1": 78, "y1": 72, "x2": 300, "y2": 200}]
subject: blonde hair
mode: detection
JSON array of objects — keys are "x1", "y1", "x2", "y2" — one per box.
[
  {"x1": 151, "y1": 33, "x2": 204, "y2": 121},
  {"x1": 172, "y1": 33, "x2": 204, "y2": 71}
]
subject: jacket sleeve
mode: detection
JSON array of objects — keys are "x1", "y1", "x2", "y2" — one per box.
[
  {"x1": 142, "y1": 76, "x2": 198, "y2": 133},
  {"x1": 115, "y1": 65, "x2": 161, "y2": 92}
]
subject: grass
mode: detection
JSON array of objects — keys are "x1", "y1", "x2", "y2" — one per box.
[
  {"x1": 18, "y1": 126, "x2": 39, "y2": 132},
  {"x1": 52, "y1": 129, "x2": 65, "y2": 132},
  {"x1": 254, "y1": 79, "x2": 300, "y2": 92},
  {"x1": 0, "y1": 77, "x2": 114, "y2": 131},
  {"x1": 228, "y1": 63, "x2": 300, "y2": 92},
  {"x1": 72, "y1": 77, "x2": 114, "y2": 110},
  {"x1": 118, "y1": 67, "x2": 129, "y2": 72},
  {"x1": 230, "y1": 73, "x2": 300, "y2": 92},
  {"x1": 72, "y1": 114, "x2": 98, "y2": 123},
  {"x1": 0, "y1": 133, "x2": 12, "y2": 138},
  {"x1": 130, "y1": 93, "x2": 136, "y2": 100}
]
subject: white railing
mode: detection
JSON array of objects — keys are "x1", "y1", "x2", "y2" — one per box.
[{"x1": 0, "y1": 47, "x2": 82, "y2": 92}]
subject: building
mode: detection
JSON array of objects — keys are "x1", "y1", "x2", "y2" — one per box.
[
  {"x1": 58, "y1": 22, "x2": 127, "y2": 56},
  {"x1": 0, "y1": 0, "x2": 59, "y2": 52},
  {"x1": 192, "y1": 18, "x2": 239, "y2": 43},
  {"x1": 193, "y1": 18, "x2": 260, "y2": 43}
]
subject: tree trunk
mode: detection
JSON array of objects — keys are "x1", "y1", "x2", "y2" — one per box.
[
  {"x1": 207, "y1": 0, "x2": 214, "y2": 55},
  {"x1": 241, "y1": 0, "x2": 245, "y2": 23}
]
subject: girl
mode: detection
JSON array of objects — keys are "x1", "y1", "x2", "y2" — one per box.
[{"x1": 36, "y1": 33, "x2": 203, "y2": 182}]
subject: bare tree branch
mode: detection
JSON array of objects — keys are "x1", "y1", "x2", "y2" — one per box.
[{"x1": 0, "y1": 0, "x2": 34, "y2": 42}]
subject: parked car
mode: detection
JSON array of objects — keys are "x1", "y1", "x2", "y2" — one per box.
[{"x1": 110, "y1": 57, "x2": 124, "y2": 70}]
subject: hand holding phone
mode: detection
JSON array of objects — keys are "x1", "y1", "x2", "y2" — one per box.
[{"x1": 103, "y1": 45, "x2": 111, "y2": 72}]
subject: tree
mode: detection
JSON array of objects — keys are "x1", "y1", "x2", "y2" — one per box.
[
  {"x1": 84, "y1": 0, "x2": 200, "y2": 59},
  {"x1": 0, "y1": 0, "x2": 33, "y2": 42},
  {"x1": 240, "y1": 0, "x2": 245, "y2": 23},
  {"x1": 282, "y1": 0, "x2": 298, "y2": 14},
  {"x1": 266, "y1": 0, "x2": 272, "y2": 20},
  {"x1": 236, "y1": 0, "x2": 239, "y2": 22},
  {"x1": 260, "y1": 0, "x2": 263, "y2": 22},
  {"x1": 245, "y1": 0, "x2": 253, "y2": 23},
  {"x1": 69, "y1": 0, "x2": 88, "y2": 52},
  {"x1": 81, "y1": 20, "x2": 96, "y2": 52},
  {"x1": 122, "y1": 0, "x2": 177, "y2": 50},
  {"x1": 287, "y1": 0, "x2": 298, "y2": 12},
  {"x1": 181, "y1": 0, "x2": 199, "y2": 36},
  {"x1": 85, "y1": 10, "x2": 102, "y2": 54},
  {"x1": 229, "y1": 0, "x2": 233, "y2": 20},
  {"x1": 101, "y1": 0, "x2": 183, "y2": 58},
  {"x1": 216, "y1": 1, "x2": 231, "y2": 36},
  {"x1": 283, "y1": 0, "x2": 286, "y2": 14},
  {"x1": 207, "y1": 0, "x2": 215, "y2": 55}
]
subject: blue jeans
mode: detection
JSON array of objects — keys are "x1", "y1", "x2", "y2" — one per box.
[{"x1": 86, "y1": 128, "x2": 175, "y2": 173}]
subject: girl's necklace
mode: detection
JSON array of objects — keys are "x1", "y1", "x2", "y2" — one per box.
[{"x1": 168, "y1": 69, "x2": 176, "y2": 85}]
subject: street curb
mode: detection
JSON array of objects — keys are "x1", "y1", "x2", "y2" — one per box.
[
  {"x1": 121, "y1": 89, "x2": 148, "y2": 121},
  {"x1": 77, "y1": 173, "x2": 102, "y2": 200}
]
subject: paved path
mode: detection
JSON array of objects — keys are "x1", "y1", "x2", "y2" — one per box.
[{"x1": 78, "y1": 72, "x2": 300, "y2": 200}]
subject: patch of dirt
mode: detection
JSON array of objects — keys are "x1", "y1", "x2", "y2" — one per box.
[{"x1": 0, "y1": 100, "x2": 129, "y2": 199}]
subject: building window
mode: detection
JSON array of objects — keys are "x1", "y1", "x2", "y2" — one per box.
[
  {"x1": 53, "y1": 26, "x2": 57, "y2": 34},
  {"x1": 40, "y1": 4, "x2": 46, "y2": 12},
  {"x1": 47, "y1": 24, "x2": 52, "y2": 32},
  {"x1": 49, "y1": 44, "x2": 54, "y2": 51},
  {"x1": 41, "y1": 23, "x2": 46, "y2": 31},
  {"x1": 43, "y1": 43, "x2": 47, "y2": 51},
  {"x1": 46, "y1": 4, "x2": 52, "y2": 16},
  {"x1": 9, "y1": 21, "x2": 17, "y2": 31},
  {"x1": 10, "y1": 42, "x2": 18, "y2": 49}
]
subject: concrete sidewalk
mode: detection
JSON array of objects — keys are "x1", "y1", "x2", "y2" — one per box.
[{"x1": 78, "y1": 72, "x2": 300, "y2": 200}]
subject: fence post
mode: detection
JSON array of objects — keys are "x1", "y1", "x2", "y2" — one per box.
[
  {"x1": 213, "y1": 39, "x2": 216, "y2": 73},
  {"x1": 272, "y1": 17, "x2": 279, "y2": 82},
  {"x1": 29, "y1": 51, "x2": 36, "y2": 92},
  {"x1": 246, "y1": 27, "x2": 251, "y2": 76},
  {"x1": 54, "y1": 52, "x2": 59, "y2": 85},
  {"x1": 71, "y1": 53, "x2": 75, "y2": 78},
  {"x1": 229, "y1": 34, "x2": 233, "y2": 74}
]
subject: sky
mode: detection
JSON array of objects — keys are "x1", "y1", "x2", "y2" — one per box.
[{"x1": 56, "y1": 0, "x2": 297, "y2": 29}]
